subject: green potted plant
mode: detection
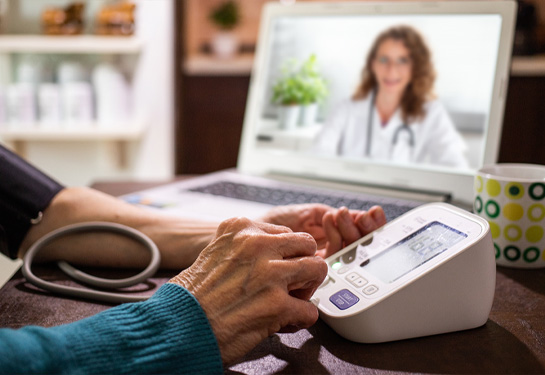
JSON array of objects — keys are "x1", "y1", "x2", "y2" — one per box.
[
  {"x1": 209, "y1": 0, "x2": 239, "y2": 30},
  {"x1": 272, "y1": 55, "x2": 328, "y2": 129},
  {"x1": 298, "y1": 54, "x2": 328, "y2": 126},
  {"x1": 209, "y1": 1, "x2": 241, "y2": 59},
  {"x1": 272, "y1": 59, "x2": 304, "y2": 130}
]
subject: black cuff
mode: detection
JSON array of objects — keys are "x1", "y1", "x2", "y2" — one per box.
[{"x1": 0, "y1": 146, "x2": 64, "y2": 259}]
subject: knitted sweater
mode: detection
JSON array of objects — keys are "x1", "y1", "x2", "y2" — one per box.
[{"x1": 0, "y1": 283, "x2": 223, "y2": 374}]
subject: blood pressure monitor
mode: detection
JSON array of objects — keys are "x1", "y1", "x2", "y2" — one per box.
[{"x1": 312, "y1": 203, "x2": 495, "y2": 343}]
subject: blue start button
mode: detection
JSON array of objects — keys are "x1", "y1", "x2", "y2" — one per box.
[{"x1": 330, "y1": 289, "x2": 359, "y2": 310}]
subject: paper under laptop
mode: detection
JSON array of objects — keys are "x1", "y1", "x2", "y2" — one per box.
[{"x1": 124, "y1": 1, "x2": 516, "y2": 223}]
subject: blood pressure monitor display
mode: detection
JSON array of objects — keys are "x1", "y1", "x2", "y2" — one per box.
[{"x1": 362, "y1": 221, "x2": 467, "y2": 283}]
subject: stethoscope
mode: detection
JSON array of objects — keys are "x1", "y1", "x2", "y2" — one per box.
[{"x1": 364, "y1": 89, "x2": 415, "y2": 157}]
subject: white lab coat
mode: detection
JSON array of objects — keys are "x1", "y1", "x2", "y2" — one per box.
[{"x1": 313, "y1": 96, "x2": 469, "y2": 168}]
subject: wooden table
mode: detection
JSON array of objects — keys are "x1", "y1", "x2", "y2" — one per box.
[{"x1": 1, "y1": 180, "x2": 545, "y2": 374}]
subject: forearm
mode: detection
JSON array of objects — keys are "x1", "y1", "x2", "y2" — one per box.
[
  {"x1": 0, "y1": 284, "x2": 223, "y2": 374},
  {"x1": 18, "y1": 187, "x2": 219, "y2": 269}
]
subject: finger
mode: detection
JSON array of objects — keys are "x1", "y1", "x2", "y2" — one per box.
[
  {"x1": 217, "y1": 217, "x2": 292, "y2": 240},
  {"x1": 355, "y1": 206, "x2": 387, "y2": 235},
  {"x1": 309, "y1": 204, "x2": 331, "y2": 224},
  {"x1": 289, "y1": 204, "x2": 329, "y2": 234},
  {"x1": 336, "y1": 206, "x2": 364, "y2": 245},
  {"x1": 272, "y1": 231, "x2": 317, "y2": 259},
  {"x1": 304, "y1": 204, "x2": 329, "y2": 234},
  {"x1": 276, "y1": 255, "x2": 327, "y2": 294},
  {"x1": 322, "y1": 211, "x2": 342, "y2": 258},
  {"x1": 253, "y1": 220, "x2": 294, "y2": 235},
  {"x1": 280, "y1": 296, "x2": 320, "y2": 331},
  {"x1": 371, "y1": 206, "x2": 387, "y2": 227}
]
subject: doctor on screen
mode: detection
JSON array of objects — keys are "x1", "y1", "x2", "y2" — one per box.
[{"x1": 313, "y1": 25, "x2": 468, "y2": 168}]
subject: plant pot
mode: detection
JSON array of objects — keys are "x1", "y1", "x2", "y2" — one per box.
[
  {"x1": 300, "y1": 103, "x2": 318, "y2": 127},
  {"x1": 211, "y1": 31, "x2": 238, "y2": 59},
  {"x1": 278, "y1": 105, "x2": 301, "y2": 130}
]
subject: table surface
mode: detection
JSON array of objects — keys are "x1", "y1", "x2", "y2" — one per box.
[{"x1": 2, "y1": 180, "x2": 545, "y2": 374}]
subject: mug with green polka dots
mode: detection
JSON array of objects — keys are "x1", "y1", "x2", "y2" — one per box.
[{"x1": 475, "y1": 164, "x2": 545, "y2": 268}]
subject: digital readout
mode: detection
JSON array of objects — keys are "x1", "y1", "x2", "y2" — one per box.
[{"x1": 361, "y1": 221, "x2": 467, "y2": 283}]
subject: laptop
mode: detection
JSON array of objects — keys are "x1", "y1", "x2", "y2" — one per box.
[{"x1": 124, "y1": 1, "x2": 516, "y2": 223}]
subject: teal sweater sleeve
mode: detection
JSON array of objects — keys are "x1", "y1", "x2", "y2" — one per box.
[{"x1": 0, "y1": 283, "x2": 223, "y2": 374}]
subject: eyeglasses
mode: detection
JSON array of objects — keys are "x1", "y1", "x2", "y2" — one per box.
[{"x1": 375, "y1": 56, "x2": 411, "y2": 68}]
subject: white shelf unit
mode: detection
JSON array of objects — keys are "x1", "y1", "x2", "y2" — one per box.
[{"x1": 0, "y1": 34, "x2": 145, "y2": 166}]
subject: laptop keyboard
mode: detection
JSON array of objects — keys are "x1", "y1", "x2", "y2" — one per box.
[{"x1": 188, "y1": 181, "x2": 419, "y2": 221}]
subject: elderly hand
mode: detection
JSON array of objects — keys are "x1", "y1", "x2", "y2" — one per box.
[
  {"x1": 259, "y1": 204, "x2": 386, "y2": 259},
  {"x1": 169, "y1": 217, "x2": 327, "y2": 365}
]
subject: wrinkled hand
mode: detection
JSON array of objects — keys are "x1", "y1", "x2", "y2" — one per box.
[
  {"x1": 169, "y1": 217, "x2": 327, "y2": 365},
  {"x1": 260, "y1": 204, "x2": 387, "y2": 259}
]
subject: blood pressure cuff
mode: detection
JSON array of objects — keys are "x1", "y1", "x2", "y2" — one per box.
[{"x1": 0, "y1": 145, "x2": 64, "y2": 259}]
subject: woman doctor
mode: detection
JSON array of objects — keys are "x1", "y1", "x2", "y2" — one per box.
[{"x1": 313, "y1": 25, "x2": 468, "y2": 168}]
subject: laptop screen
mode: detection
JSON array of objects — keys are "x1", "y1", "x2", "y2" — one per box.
[{"x1": 239, "y1": 2, "x2": 516, "y2": 204}]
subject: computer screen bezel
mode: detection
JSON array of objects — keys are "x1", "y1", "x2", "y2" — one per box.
[{"x1": 238, "y1": 1, "x2": 516, "y2": 205}]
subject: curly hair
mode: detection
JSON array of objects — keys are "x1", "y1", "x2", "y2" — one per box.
[{"x1": 352, "y1": 25, "x2": 436, "y2": 124}]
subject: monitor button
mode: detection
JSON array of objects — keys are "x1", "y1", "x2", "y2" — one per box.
[
  {"x1": 330, "y1": 289, "x2": 359, "y2": 310},
  {"x1": 346, "y1": 272, "x2": 368, "y2": 288},
  {"x1": 346, "y1": 272, "x2": 360, "y2": 282},
  {"x1": 363, "y1": 284, "x2": 379, "y2": 295},
  {"x1": 352, "y1": 277, "x2": 368, "y2": 288}
]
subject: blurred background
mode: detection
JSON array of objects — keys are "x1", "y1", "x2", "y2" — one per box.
[{"x1": 0, "y1": 0, "x2": 544, "y2": 186}]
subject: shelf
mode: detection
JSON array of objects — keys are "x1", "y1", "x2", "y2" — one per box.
[
  {"x1": 0, "y1": 122, "x2": 147, "y2": 167},
  {"x1": 0, "y1": 122, "x2": 146, "y2": 141},
  {"x1": 511, "y1": 55, "x2": 545, "y2": 76},
  {"x1": 183, "y1": 53, "x2": 545, "y2": 77},
  {"x1": 0, "y1": 35, "x2": 143, "y2": 54},
  {"x1": 184, "y1": 53, "x2": 254, "y2": 76}
]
